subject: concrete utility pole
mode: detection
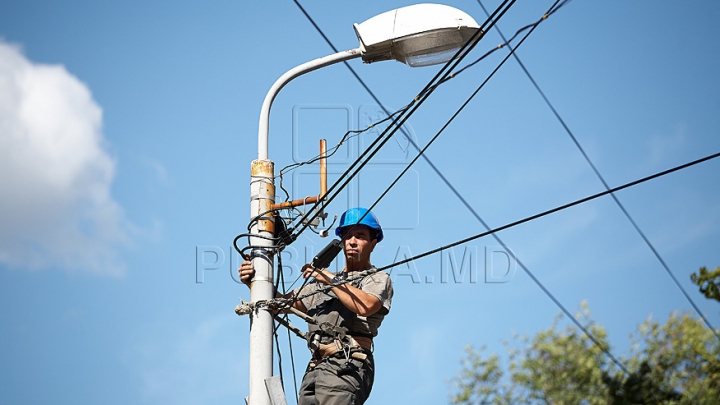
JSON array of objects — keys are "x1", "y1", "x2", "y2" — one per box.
[
  {"x1": 247, "y1": 158, "x2": 275, "y2": 405},
  {"x1": 246, "y1": 4, "x2": 480, "y2": 404},
  {"x1": 248, "y1": 49, "x2": 362, "y2": 405}
]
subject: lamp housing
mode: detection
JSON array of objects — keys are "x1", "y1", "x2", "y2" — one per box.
[{"x1": 354, "y1": 3, "x2": 480, "y2": 67}]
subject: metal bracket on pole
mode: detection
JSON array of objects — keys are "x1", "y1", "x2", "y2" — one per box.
[
  {"x1": 264, "y1": 376, "x2": 288, "y2": 405},
  {"x1": 270, "y1": 139, "x2": 328, "y2": 211}
]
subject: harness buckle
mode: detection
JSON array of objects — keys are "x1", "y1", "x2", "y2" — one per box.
[{"x1": 337, "y1": 341, "x2": 354, "y2": 376}]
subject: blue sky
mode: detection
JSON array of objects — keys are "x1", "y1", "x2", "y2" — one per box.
[{"x1": 1, "y1": 1, "x2": 719, "y2": 404}]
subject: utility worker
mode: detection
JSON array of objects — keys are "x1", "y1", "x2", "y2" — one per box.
[{"x1": 239, "y1": 207, "x2": 393, "y2": 405}]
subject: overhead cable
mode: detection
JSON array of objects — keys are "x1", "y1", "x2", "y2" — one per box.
[
  {"x1": 295, "y1": 0, "x2": 630, "y2": 373},
  {"x1": 279, "y1": 0, "x2": 519, "y2": 293},
  {"x1": 288, "y1": 0, "x2": 518, "y2": 241},
  {"x1": 356, "y1": 0, "x2": 636, "y2": 372},
  {"x1": 359, "y1": 0, "x2": 559, "y2": 236},
  {"x1": 291, "y1": 0, "x2": 481, "y2": 232},
  {"x1": 377, "y1": 151, "x2": 720, "y2": 272},
  {"x1": 475, "y1": 0, "x2": 719, "y2": 341},
  {"x1": 285, "y1": 150, "x2": 720, "y2": 373}
]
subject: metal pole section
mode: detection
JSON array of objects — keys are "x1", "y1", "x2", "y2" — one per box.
[
  {"x1": 249, "y1": 48, "x2": 361, "y2": 405},
  {"x1": 257, "y1": 48, "x2": 361, "y2": 160},
  {"x1": 248, "y1": 159, "x2": 275, "y2": 405}
]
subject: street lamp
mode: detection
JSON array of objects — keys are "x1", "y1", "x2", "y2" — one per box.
[
  {"x1": 257, "y1": 3, "x2": 480, "y2": 159},
  {"x1": 247, "y1": 4, "x2": 479, "y2": 405},
  {"x1": 354, "y1": 3, "x2": 480, "y2": 67}
]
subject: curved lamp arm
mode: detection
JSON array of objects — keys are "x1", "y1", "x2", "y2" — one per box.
[{"x1": 257, "y1": 48, "x2": 362, "y2": 160}]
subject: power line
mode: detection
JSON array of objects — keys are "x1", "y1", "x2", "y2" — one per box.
[
  {"x1": 377, "y1": 152, "x2": 720, "y2": 273},
  {"x1": 279, "y1": 0, "x2": 518, "y2": 295},
  {"x1": 286, "y1": 150, "x2": 720, "y2": 373},
  {"x1": 286, "y1": 0, "x2": 719, "y2": 381},
  {"x1": 275, "y1": 103, "x2": 411, "y2": 203},
  {"x1": 285, "y1": 0, "x2": 577, "y2": 241},
  {"x1": 360, "y1": 0, "x2": 556, "y2": 241},
  {"x1": 290, "y1": 0, "x2": 633, "y2": 373},
  {"x1": 288, "y1": 0, "x2": 517, "y2": 240},
  {"x1": 475, "y1": 0, "x2": 720, "y2": 341},
  {"x1": 288, "y1": 0, "x2": 572, "y2": 248},
  {"x1": 290, "y1": 0, "x2": 478, "y2": 235},
  {"x1": 291, "y1": 0, "x2": 604, "y2": 327},
  {"x1": 262, "y1": 0, "x2": 516, "y2": 392},
  {"x1": 289, "y1": 0, "x2": 628, "y2": 365},
  {"x1": 263, "y1": 1, "x2": 720, "y2": 391},
  {"x1": 290, "y1": 0, "x2": 516, "y2": 238}
]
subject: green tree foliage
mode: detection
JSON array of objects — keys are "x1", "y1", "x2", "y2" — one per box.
[
  {"x1": 690, "y1": 266, "x2": 720, "y2": 303},
  {"x1": 450, "y1": 303, "x2": 720, "y2": 405}
]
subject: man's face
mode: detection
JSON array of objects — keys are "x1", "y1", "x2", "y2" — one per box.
[{"x1": 342, "y1": 225, "x2": 377, "y2": 268}]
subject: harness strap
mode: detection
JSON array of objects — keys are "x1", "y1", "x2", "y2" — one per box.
[{"x1": 309, "y1": 335, "x2": 372, "y2": 367}]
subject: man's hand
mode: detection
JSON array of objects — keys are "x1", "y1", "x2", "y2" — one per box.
[
  {"x1": 301, "y1": 263, "x2": 333, "y2": 285},
  {"x1": 301, "y1": 263, "x2": 382, "y2": 317},
  {"x1": 238, "y1": 259, "x2": 254, "y2": 287},
  {"x1": 238, "y1": 259, "x2": 307, "y2": 312}
]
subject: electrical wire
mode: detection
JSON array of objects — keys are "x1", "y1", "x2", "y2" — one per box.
[
  {"x1": 277, "y1": 103, "x2": 411, "y2": 181},
  {"x1": 377, "y1": 151, "x2": 720, "y2": 273},
  {"x1": 278, "y1": 1, "x2": 629, "y2": 381},
  {"x1": 286, "y1": 151, "x2": 720, "y2": 299},
  {"x1": 273, "y1": 322, "x2": 285, "y2": 392},
  {"x1": 284, "y1": 150, "x2": 720, "y2": 373},
  {"x1": 287, "y1": 0, "x2": 577, "y2": 242},
  {"x1": 288, "y1": 0, "x2": 518, "y2": 241},
  {"x1": 282, "y1": 0, "x2": 569, "y2": 241},
  {"x1": 286, "y1": 318, "x2": 299, "y2": 404},
  {"x1": 358, "y1": 0, "x2": 555, "y2": 240},
  {"x1": 475, "y1": 0, "x2": 720, "y2": 342},
  {"x1": 254, "y1": 0, "x2": 719, "y2": 395},
  {"x1": 283, "y1": 0, "x2": 575, "y2": 243},
  {"x1": 277, "y1": 0, "x2": 522, "y2": 296},
  {"x1": 276, "y1": 253, "x2": 300, "y2": 402},
  {"x1": 287, "y1": 3, "x2": 611, "y2": 370},
  {"x1": 287, "y1": 3, "x2": 639, "y2": 376}
]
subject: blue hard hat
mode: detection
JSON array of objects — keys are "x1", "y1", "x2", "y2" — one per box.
[{"x1": 335, "y1": 207, "x2": 383, "y2": 242}]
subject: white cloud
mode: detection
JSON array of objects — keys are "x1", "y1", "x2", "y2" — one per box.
[{"x1": 0, "y1": 40, "x2": 130, "y2": 276}]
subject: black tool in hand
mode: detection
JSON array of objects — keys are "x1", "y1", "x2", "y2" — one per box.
[{"x1": 312, "y1": 239, "x2": 342, "y2": 270}]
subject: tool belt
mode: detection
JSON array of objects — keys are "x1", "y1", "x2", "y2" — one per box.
[
  {"x1": 308, "y1": 334, "x2": 372, "y2": 369},
  {"x1": 316, "y1": 336, "x2": 371, "y2": 358}
]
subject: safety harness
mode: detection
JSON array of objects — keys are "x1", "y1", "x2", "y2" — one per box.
[
  {"x1": 235, "y1": 271, "x2": 378, "y2": 375},
  {"x1": 304, "y1": 277, "x2": 373, "y2": 374}
]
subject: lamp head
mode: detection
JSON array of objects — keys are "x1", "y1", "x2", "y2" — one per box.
[{"x1": 354, "y1": 3, "x2": 480, "y2": 67}]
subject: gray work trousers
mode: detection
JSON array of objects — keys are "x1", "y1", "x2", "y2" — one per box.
[{"x1": 297, "y1": 351, "x2": 374, "y2": 405}]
